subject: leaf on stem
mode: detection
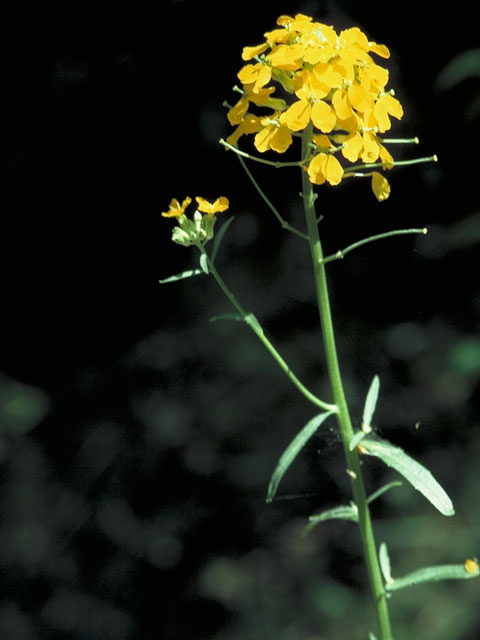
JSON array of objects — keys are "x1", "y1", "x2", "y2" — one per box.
[
  {"x1": 386, "y1": 563, "x2": 480, "y2": 592},
  {"x1": 199, "y1": 252, "x2": 209, "y2": 275},
  {"x1": 349, "y1": 430, "x2": 367, "y2": 451},
  {"x1": 209, "y1": 312, "x2": 245, "y2": 323},
  {"x1": 361, "y1": 437, "x2": 455, "y2": 516},
  {"x1": 379, "y1": 542, "x2": 393, "y2": 585},
  {"x1": 304, "y1": 503, "x2": 359, "y2": 534},
  {"x1": 211, "y1": 216, "x2": 235, "y2": 263},
  {"x1": 266, "y1": 410, "x2": 334, "y2": 503},
  {"x1": 159, "y1": 268, "x2": 204, "y2": 284},
  {"x1": 367, "y1": 480, "x2": 403, "y2": 505},
  {"x1": 362, "y1": 375, "x2": 380, "y2": 432}
]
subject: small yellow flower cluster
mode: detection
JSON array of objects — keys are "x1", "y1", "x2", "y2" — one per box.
[
  {"x1": 161, "y1": 197, "x2": 229, "y2": 247},
  {"x1": 227, "y1": 14, "x2": 404, "y2": 199}
]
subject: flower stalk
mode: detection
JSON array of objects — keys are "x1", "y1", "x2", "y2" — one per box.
[{"x1": 301, "y1": 124, "x2": 393, "y2": 640}]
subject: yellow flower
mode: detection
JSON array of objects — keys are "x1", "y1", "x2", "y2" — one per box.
[
  {"x1": 464, "y1": 558, "x2": 479, "y2": 575},
  {"x1": 227, "y1": 14, "x2": 409, "y2": 195},
  {"x1": 254, "y1": 115, "x2": 293, "y2": 153},
  {"x1": 195, "y1": 197, "x2": 230, "y2": 214},
  {"x1": 161, "y1": 197, "x2": 192, "y2": 218},
  {"x1": 307, "y1": 153, "x2": 344, "y2": 186}
]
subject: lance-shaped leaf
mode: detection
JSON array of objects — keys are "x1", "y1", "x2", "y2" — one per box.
[
  {"x1": 362, "y1": 375, "x2": 380, "y2": 432},
  {"x1": 386, "y1": 563, "x2": 480, "y2": 592},
  {"x1": 211, "y1": 216, "x2": 235, "y2": 263},
  {"x1": 304, "y1": 504, "x2": 359, "y2": 534},
  {"x1": 361, "y1": 437, "x2": 455, "y2": 516},
  {"x1": 266, "y1": 411, "x2": 334, "y2": 503},
  {"x1": 159, "y1": 268, "x2": 203, "y2": 284}
]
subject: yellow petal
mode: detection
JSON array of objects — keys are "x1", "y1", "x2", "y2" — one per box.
[
  {"x1": 361, "y1": 131, "x2": 380, "y2": 163},
  {"x1": 325, "y1": 155, "x2": 344, "y2": 185},
  {"x1": 280, "y1": 100, "x2": 311, "y2": 131},
  {"x1": 348, "y1": 83, "x2": 374, "y2": 112},
  {"x1": 307, "y1": 153, "x2": 328, "y2": 185},
  {"x1": 270, "y1": 125, "x2": 293, "y2": 153},
  {"x1": 369, "y1": 42, "x2": 390, "y2": 58},
  {"x1": 371, "y1": 172, "x2": 390, "y2": 201},
  {"x1": 341, "y1": 132, "x2": 363, "y2": 162},
  {"x1": 311, "y1": 100, "x2": 337, "y2": 133},
  {"x1": 227, "y1": 97, "x2": 249, "y2": 125},
  {"x1": 332, "y1": 89, "x2": 353, "y2": 120},
  {"x1": 242, "y1": 43, "x2": 269, "y2": 61},
  {"x1": 195, "y1": 197, "x2": 229, "y2": 214}
]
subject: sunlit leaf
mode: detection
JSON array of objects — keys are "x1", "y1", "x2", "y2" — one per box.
[
  {"x1": 267, "y1": 411, "x2": 334, "y2": 503},
  {"x1": 387, "y1": 563, "x2": 480, "y2": 592},
  {"x1": 159, "y1": 268, "x2": 203, "y2": 284},
  {"x1": 361, "y1": 437, "x2": 455, "y2": 516},
  {"x1": 369, "y1": 632, "x2": 378, "y2": 640}
]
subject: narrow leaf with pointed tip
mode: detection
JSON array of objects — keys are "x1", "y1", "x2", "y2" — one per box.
[
  {"x1": 361, "y1": 437, "x2": 455, "y2": 516},
  {"x1": 267, "y1": 411, "x2": 334, "y2": 503}
]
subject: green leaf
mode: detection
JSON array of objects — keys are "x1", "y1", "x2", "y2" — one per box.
[
  {"x1": 362, "y1": 375, "x2": 379, "y2": 431},
  {"x1": 387, "y1": 563, "x2": 480, "y2": 592},
  {"x1": 367, "y1": 480, "x2": 403, "y2": 505},
  {"x1": 159, "y1": 268, "x2": 203, "y2": 284},
  {"x1": 379, "y1": 542, "x2": 393, "y2": 585},
  {"x1": 211, "y1": 216, "x2": 235, "y2": 263},
  {"x1": 349, "y1": 430, "x2": 367, "y2": 451},
  {"x1": 304, "y1": 504, "x2": 359, "y2": 534},
  {"x1": 266, "y1": 411, "x2": 334, "y2": 503},
  {"x1": 199, "y1": 252, "x2": 209, "y2": 275},
  {"x1": 361, "y1": 437, "x2": 455, "y2": 516},
  {"x1": 368, "y1": 633, "x2": 378, "y2": 640},
  {"x1": 209, "y1": 312, "x2": 245, "y2": 324}
]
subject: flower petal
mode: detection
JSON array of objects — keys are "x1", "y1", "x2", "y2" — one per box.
[
  {"x1": 371, "y1": 172, "x2": 391, "y2": 201},
  {"x1": 311, "y1": 100, "x2": 337, "y2": 132}
]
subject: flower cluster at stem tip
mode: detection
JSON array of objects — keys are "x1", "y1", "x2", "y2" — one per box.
[
  {"x1": 227, "y1": 13, "x2": 406, "y2": 200},
  {"x1": 161, "y1": 196, "x2": 229, "y2": 247}
]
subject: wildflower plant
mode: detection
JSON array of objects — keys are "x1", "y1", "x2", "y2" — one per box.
[{"x1": 160, "y1": 14, "x2": 479, "y2": 640}]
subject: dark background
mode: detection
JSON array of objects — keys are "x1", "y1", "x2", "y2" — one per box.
[{"x1": 1, "y1": 1, "x2": 479, "y2": 638}]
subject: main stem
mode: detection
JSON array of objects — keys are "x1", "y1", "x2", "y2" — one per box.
[{"x1": 301, "y1": 126, "x2": 393, "y2": 640}]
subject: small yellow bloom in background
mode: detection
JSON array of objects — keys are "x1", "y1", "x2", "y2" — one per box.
[
  {"x1": 195, "y1": 196, "x2": 230, "y2": 214},
  {"x1": 464, "y1": 558, "x2": 479, "y2": 575},
  {"x1": 161, "y1": 197, "x2": 192, "y2": 218},
  {"x1": 371, "y1": 172, "x2": 391, "y2": 202}
]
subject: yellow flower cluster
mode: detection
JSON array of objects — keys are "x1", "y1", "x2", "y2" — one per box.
[
  {"x1": 161, "y1": 197, "x2": 229, "y2": 247},
  {"x1": 227, "y1": 14, "x2": 404, "y2": 199}
]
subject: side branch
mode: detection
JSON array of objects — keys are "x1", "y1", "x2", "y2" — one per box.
[{"x1": 321, "y1": 228, "x2": 428, "y2": 264}]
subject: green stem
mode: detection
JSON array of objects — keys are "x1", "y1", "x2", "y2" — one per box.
[
  {"x1": 322, "y1": 227, "x2": 427, "y2": 263},
  {"x1": 301, "y1": 124, "x2": 393, "y2": 640},
  {"x1": 202, "y1": 250, "x2": 337, "y2": 413},
  {"x1": 235, "y1": 153, "x2": 308, "y2": 239}
]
